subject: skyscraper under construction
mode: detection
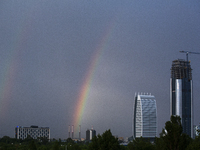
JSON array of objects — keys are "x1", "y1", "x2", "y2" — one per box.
[{"x1": 170, "y1": 59, "x2": 193, "y2": 137}]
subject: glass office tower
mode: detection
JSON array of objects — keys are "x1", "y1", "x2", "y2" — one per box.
[
  {"x1": 133, "y1": 93, "x2": 157, "y2": 140},
  {"x1": 170, "y1": 59, "x2": 193, "y2": 137}
]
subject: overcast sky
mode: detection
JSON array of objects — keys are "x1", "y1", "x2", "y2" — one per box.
[{"x1": 0, "y1": 0, "x2": 200, "y2": 139}]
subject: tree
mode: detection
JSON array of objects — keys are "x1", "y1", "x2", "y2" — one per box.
[
  {"x1": 156, "y1": 115, "x2": 191, "y2": 150},
  {"x1": 0, "y1": 136, "x2": 12, "y2": 144},
  {"x1": 186, "y1": 134, "x2": 200, "y2": 150},
  {"x1": 66, "y1": 138, "x2": 74, "y2": 144},
  {"x1": 52, "y1": 140, "x2": 60, "y2": 150},
  {"x1": 24, "y1": 135, "x2": 34, "y2": 144},
  {"x1": 37, "y1": 136, "x2": 49, "y2": 145},
  {"x1": 155, "y1": 136, "x2": 165, "y2": 150},
  {"x1": 88, "y1": 129, "x2": 121, "y2": 150},
  {"x1": 128, "y1": 137, "x2": 155, "y2": 150},
  {"x1": 29, "y1": 140, "x2": 37, "y2": 150}
]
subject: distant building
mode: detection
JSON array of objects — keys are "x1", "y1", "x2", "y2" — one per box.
[
  {"x1": 86, "y1": 128, "x2": 96, "y2": 141},
  {"x1": 118, "y1": 137, "x2": 124, "y2": 142},
  {"x1": 170, "y1": 59, "x2": 193, "y2": 137},
  {"x1": 15, "y1": 126, "x2": 50, "y2": 140},
  {"x1": 133, "y1": 93, "x2": 157, "y2": 141},
  {"x1": 194, "y1": 123, "x2": 200, "y2": 138}
]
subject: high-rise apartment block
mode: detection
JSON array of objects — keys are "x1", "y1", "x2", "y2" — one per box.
[
  {"x1": 15, "y1": 126, "x2": 50, "y2": 140},
  {"x1": 86, "y1": 128, "x2": 96, "y2": 141},
  {"x1": 170, "y1": 59, "x2": 193, "y2": 137},
  {"x1": 133, "y1": 93, "x2": 157, "y2": 140}
]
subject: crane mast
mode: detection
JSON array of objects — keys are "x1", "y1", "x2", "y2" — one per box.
[
  {"x1": 179, "y1": 51, "x2": 200, "y2": 62},
  {"x1": 178, "y1": 50, "x2": 200, "y2": 137},
  {"x1": 179, "y1": 51, "x2": 200, "y2": 81},
  {"x1": 180, "y1": 51, "x2": 200, "y2": 79}
]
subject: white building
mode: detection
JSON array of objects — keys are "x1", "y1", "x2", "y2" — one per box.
[
  {"x1": 15, "y1": 126, "x2": 50, "y2": 140},
  {"x1": 133, "y1": 93, "x2": 157, "y2": 140},
  {"x1": 194, "y1": 124, "x2": 200, "y2": 138}
]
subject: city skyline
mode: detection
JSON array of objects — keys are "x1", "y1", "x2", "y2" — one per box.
[{"x1": 0, "y1": 1, "x2": 200, "y2": 139}]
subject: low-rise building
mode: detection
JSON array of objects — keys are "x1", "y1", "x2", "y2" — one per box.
[{"x1": 15, "y1": 125, "x2": 50, "y2": 140}]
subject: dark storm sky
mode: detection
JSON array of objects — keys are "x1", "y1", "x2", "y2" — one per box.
[{"x1": 0, "y1": 0, "x2": 200, "y2": 139}]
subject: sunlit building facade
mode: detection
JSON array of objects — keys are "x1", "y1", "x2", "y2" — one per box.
[
  {"x1": 15, "y1": 126, "x2": 50, "y2": 140},
  {"x1": 133, "y1": 93, "x2": 157, "y2": 140},
  {"x1": 86, "y1": 128, "x2": 96, "y2": 141},
  {"x1": 170, "y1": 59, "x2": 193, "y2": 137}
]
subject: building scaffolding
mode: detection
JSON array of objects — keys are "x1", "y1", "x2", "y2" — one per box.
[{"x1": 171, "y1": 59, "x2": 192, "y2": 80}]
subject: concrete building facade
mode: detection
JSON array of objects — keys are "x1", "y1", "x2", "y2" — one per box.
[{"x1": 15, "y1": 126, "x2": 50, "y2": 140}]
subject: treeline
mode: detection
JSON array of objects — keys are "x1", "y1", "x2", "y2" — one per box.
[
  {"x1": 0, "y1": 135, "x2": 87, "y2": 150},
  {"x1": 128, "y1": 115, "x2": 200, "y2": 150},
  {"x1": 1, "y1": 116, "x2": 200, "y2": 150},
  {"x1": 0, "y1": 135, "x2": 89, "y2": 150}
]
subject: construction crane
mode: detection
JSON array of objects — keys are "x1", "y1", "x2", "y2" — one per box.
[
  {"x1": 179, "y1": 51, "x2": 200, "y2": 62},
  {"x1": 179, "y1": 51, "x2": 200, "y2": 80}
]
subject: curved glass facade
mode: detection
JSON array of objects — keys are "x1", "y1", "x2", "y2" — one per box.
[{"x1": 133, "y1": 94, "x2": 157, "y2": 139}]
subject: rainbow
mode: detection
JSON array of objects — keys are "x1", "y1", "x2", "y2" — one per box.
[
  {"x1": 0, "y1": 9, "x2": 34, "y2": 119},
  {"x1": 0, "y1": 43, "x2": 20, "y2": 119},
  {"x1": 0, "y1": 55, "x2": 16, "y2": 119},
  {"x1": 72, "y1": 18, "x2": 117, "y2": 135}
]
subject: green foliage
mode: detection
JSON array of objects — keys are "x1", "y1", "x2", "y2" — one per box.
[
  {"x1": 28, "y1": 140, "x2": 37, "y2": 150},
  {"x1": 67, "y1": 143, "x2": 81, "y2": 150},
  {"x1": 66, "y1": 138, "x2": 74, "y2": 144},
  {"x1": 120, "y1": 145, "x2": 129, "y2": 150},
  {"x1": 179, "y1": 133, "x2": 192, "y2": 150},
  {"x1": 186, "y1": 135, "x2": 200, "y2": 150},
  {"x1": 37, "y1": 136, "x2": 49, "y2": 145},
  {"x1": 88, "y1": 129, "x2": 121, "y2": 150},
  {"x1": 155, "y1": 137, "x2": 165, "y2": 150},
  {"x1": 52, "y1": 140, "x2": 60, "y2": 150},
  {"x1": 157, "y1": 115, "x2": 192, "y2": 150},
  {"x1": 128, "y1": 137, "x2": 155, "y2": 150},
  {"x1": 0, "y1": 136, "x2": 20, "y2": 144}
]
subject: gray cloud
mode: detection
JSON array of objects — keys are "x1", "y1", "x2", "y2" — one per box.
[{"x1": 0, "y1": 0, "x2": 200, "y2": 139}]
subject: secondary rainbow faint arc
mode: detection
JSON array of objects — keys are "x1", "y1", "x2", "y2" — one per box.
[
  {"x1": 0, "y1": 8, "x2": 34, "y2": 119},
  {"x1": 72, "y1": 19, "x2": 117, "y2": 133}
]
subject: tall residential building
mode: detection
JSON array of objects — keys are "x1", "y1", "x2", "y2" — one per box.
[
  {"x1": 86, "y1": 128, "x2": 96, "y2": 141},
  {"x1": 133, "y1": 93, "x2": 157, "y2": 140},
  {"x1": 170, "y1": 59, "x2": 193, "y2": 137},
  {"x1": 15, "y1": 126, "x2": 50, "y2": 140}
]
